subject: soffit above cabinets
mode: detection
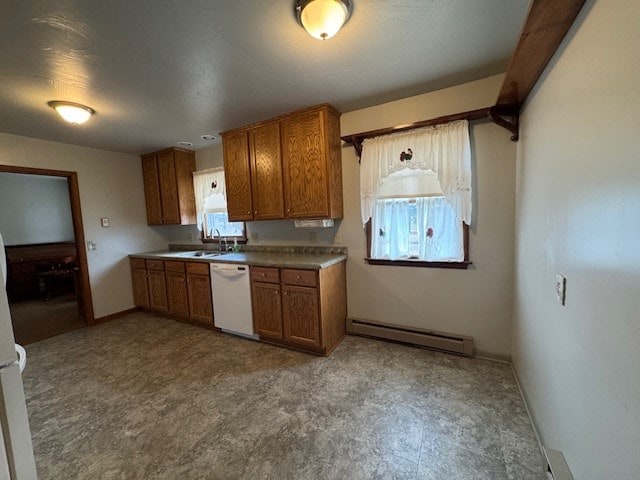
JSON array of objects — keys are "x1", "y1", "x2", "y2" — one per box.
[{"x1": 0, "y1": 0, "x2": 529, "y2": 154}]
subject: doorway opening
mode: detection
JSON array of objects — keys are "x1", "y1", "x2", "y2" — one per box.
[{"x1": 0, "y1": 165, "x2": 94, "y2": 344}]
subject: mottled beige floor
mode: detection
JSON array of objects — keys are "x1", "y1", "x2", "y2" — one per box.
[{"x1": 22, "y1": 312, "x2": 545, "y2": 479}]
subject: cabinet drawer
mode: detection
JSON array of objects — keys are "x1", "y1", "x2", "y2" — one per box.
[
  {"x1": 250, "y1": 267, "x2": 280, "y2": 284},
  {"x1": 146, "y1": 259, "x2": 165, "y2": 271},
  {"x1": 186, "y1": 262, "x2": 210, "y2": 275},
  {"x1": 282, "y1": 269, "x2": 317, "y2": 287},
  {"x1": 165, "y1": 260, "x2": 185, "y2": 273},
  {"x1": 130, "y1": 258, "x2": 146, "y2": 269}
]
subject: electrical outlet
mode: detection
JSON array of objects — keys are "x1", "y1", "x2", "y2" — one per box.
[
  {"x1": 87, "y1": 241, "x2": 97, "y2": 251},
  {"x1": 334, "y1": 232, "x2": 342, "y2": 244},
  {"x1": 308, "y1": 231, "x2": 317, "y2": 243},
  {"x1": 251, "y1": 232, "x2": 259, "y2": 242},
  {"x1": 100, "y1": 217, "x2": 110, "y2": 227},
  {"x1": 556, "y1": 274, "x2": 566, "y2": 305}
]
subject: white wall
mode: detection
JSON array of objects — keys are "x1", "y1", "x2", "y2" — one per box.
[
  {"x1": 0, "y1": 133, "x2": 169, "y2": 318},
  {"x1": 342, "y1": 75, "x2": 516, "y2": 357},
  {"x1": 512, "y1": 1, "x2": 640, "y2": 478},
  {"x1": 0, "y1": 173, "x2": 74, "y2": 245}
]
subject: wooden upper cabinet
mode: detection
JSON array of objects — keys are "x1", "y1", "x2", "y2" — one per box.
[
  {"x1": 250, "y1": 122, "x2": 284, "y2": 220},
  {"x1": 282, "y1": 109, "x2": 328, "y2": 218},
  {"x1": 221, "y1": 104, "x2": 343, "y2": 221},
  {"x1": 282, "y1": 105, "x2": 342, "y2": 219},
  {"x1": 140, "y1": 147, "x2": 196, "y2": 225},
  {"x1": 222, "y1": 130, "x2": 253, "y2": 222},
  {"x1": 141, "y1": 156, "x2": 163, "y2": 225}
]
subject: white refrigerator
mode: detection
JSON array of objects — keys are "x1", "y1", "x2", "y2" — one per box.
[{"x1": 0, "y1": 232, "x2": 38, "y2": 479}]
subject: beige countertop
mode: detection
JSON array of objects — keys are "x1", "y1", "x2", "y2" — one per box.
[{"x1": 129, "y1": 250, "x2": 347, "y2": 270}]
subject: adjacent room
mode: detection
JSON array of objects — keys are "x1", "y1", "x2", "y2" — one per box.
[{"x1": 0, "y1": 1, "x2": 638, "y2": 479}]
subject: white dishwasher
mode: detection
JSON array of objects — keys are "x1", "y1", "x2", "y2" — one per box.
[{"x1": 209, "y1": 263, "x2": 258, "y2": 339}]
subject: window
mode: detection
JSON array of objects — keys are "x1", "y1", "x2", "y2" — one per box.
[
  {"x1": 360, "y1": 120, "x2": 471, "y2": 268},
  {"x1": 193, "y1": 169, "x2": 246, "y2": 241},
  {"x1": 371, "y1": 195, "x2": 463, "y2": 262}
]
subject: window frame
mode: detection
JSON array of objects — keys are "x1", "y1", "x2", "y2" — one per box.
[
  {"x1": 200, "y1": 211, "x2": 247, "y2": 244},
  {"x1": 364, "y1": 219, "x2": 471, "y2": 269}
]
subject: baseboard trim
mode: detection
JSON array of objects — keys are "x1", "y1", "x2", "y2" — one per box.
[
  {"x1": 510, "y1": 362, "x2": 545, "y2": 456},
  {"x1": 93, "y1": 307, "x2": 139, "y2": 325}
]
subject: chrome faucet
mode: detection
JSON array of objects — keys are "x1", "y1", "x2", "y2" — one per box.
[{"x1": 213, "y1": 229, "x2": 226, "y2": 252}]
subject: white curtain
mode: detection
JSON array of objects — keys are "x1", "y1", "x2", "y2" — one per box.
[
  {"x1": 371, "y1": 197, "x2": 463, "y2": 261},
  {"x1": 360, "y1": 120, "x2": 471, "y2": 226},
  {"x1": 193, "y1": 168, "x2": 227, "y2": 231}
]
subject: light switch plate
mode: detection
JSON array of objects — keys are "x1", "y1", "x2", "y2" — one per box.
[
  {"x1": 556, "y1": 274, "x2": 566, "y2": 305},
  {"x1": 101, "y1": 217, "x2": 110, "y2": 227}
]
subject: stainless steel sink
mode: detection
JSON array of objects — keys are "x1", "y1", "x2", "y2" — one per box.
[{"x1": 174, "y1": 251, "x2": 222, "y2": 258}]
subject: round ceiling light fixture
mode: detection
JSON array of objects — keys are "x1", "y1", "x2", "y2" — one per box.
[
  {"x1": 177, "y1": 141, "x2": 193, "y2": 147},
  {"x1": 295, "y1": 0, "x2": 352, "y2": 40},
  {"x1": 47, "y1": 101, "x2": 95, "y2": 125},
  {"x1": 201, "y1": 134, "x2": 216, "y2": 141}
]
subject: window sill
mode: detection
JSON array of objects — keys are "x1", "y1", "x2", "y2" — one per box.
[
  {"x1": 201, "y1": 238, "x2": 247, "y2": 244},
  {"x1": 365, "y1": 258, "x2": 472, "y2": 269}
]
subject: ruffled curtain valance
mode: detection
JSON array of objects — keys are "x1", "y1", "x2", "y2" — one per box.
[
  {"x1": 359, "y1": 119, "x2": 471, "y2": 226},
  {"x1": 193, "y1": 168, "x2": 227, "y2": 231}
]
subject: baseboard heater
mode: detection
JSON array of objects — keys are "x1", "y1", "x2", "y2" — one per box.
[
  {"x1": 543, "y1": 447, "x2": 574, "y2": 480},
  {"x1": 347, "y1": 316, "x2": 474, "y2": 357}
]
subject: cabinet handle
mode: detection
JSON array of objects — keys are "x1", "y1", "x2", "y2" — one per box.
[
  {"x1": 275, "y1": 290, "x2": 279, "y2": 294},
  {"x1": 261, "y1": 273, "x2": 266, "y2": 277},
  {"x1": 295, "y1": 275, "x2": 301, "y2": 280},
  {"x1": 286, "y1": 208, "x2": 290, "y2": 213},
  {"x1": 283, "y1": 291, "x2": 288, "y2": 296},
  {"x1": 254, "y1": 211, "x2": 258, "y2": 215},
  {"x1": 247, "y1": 211, "x2": 251, "y2": 215}
]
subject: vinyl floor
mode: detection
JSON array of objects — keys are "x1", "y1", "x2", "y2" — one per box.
[{"x1": 22, "y1": 312, "x2": 546, "y2": 479}]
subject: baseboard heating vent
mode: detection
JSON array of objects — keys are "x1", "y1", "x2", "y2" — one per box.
[
  {"x1": 543, "y1": 447, "x2": 574, "y2": 480},
  {"x1": 347, "y1": 317, "x2": 474, "y2": 357}
]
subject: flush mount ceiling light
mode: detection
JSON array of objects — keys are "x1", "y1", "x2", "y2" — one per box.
[
  {"x1": 47, "y1": 101, "x2": 95, "y2": 125},
  {"x1": 295, "y1": 0, "x2": 352, "y2": 40}
]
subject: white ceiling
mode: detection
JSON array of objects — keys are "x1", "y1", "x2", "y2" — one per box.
[{"x1": 0, "y1": 1, "x2": 530, "y2": 154}]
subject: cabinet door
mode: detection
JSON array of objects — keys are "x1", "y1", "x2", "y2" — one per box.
[
  {"x1": 223, "y1": 130, "x2": 253, "y2": 221},
  {"x1": 251, "y1": 281, "x2": 283, "y2": 339},
  {"x1": 187, "y1": 273, "x2": 213, "y2": 325},
  {"x1": 250, "y1": 122, "x2": 284, "y2": 220},
  {"x1": 131, "y1": 267, "x2": 150, "y2": 308},
  {"x1": 147, "y1": 270, "x2": 168, "y2": 311},
  {"x1": 282, "y1": 110, "x2": 329, "y2": 218},
  {"x1": 142, "y1": 156, "x2": 163, "y2": 225},
  {"x1": 157, "y1": 151, "x2": 181, "y2": 224},
  {"x1": 282, "y1": 285, "x2": 320, "y2": 348},
  {"x1": 166, "y1": 271, "x2": 189, "y2": 316},
  {"x1": 174, "y1": 150, "x2": 197, "y2": 225}
]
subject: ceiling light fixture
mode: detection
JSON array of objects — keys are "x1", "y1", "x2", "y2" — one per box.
[
  {"x1": 295, "y1": 0, "x2": 352, "y2": 40},
  {"x1": 47, "y1": 101, "x2": 95, "y2": 125}
]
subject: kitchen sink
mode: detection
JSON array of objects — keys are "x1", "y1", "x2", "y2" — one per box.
[{"x1": 175, "y1": 251, "x2": 223, "y2": 258}]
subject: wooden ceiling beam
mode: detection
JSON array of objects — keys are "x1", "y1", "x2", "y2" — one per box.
[{"x1": 490, "y1": 0, "x2": 587, "y2": 140}]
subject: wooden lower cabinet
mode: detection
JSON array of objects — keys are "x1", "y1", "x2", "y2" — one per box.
[
  {"x1": 131, "y1": 265, "x2": 150, "y2": 308},
  {"x1": 187, "y1": 268, "x2": 214, "y2": 325},
  {"x1": 282, "y1": 285, "x2": 320, "y2": 349},
  {"x1": 147, "y1": 267, "x2": 168, "y2": 312},
  {"x1": 250, "y1": 262, "x2": 346, "y2": 355},
  {"x1": 166, "y1": 272, "x2": 189, "y2": 316},
  {"x1": 130, "y1": 258, "x2": 213, "y2": 327},
  {"x1": 252, "y1": 281, "x2": 283, "y2": 339}
]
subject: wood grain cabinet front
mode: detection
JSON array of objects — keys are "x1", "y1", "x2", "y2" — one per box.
[
  {"x1": 130, "y1": 258, "x2": 213, "y2": 327},
  {"x1": 222, "y1": 104, "x2": 343, "y2": 222},
  {"x1": 140, "y1": 147, "x2": 196, "y2": 225},
  {"x1": 186, "y1": 264, "x2": 214, "y2": 326},
  {"x1": 249, "y1": 262, "x2": 346, "y2": 355}
]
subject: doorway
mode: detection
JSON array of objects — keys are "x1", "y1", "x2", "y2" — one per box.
[{"x1": 0, "y1": 165, "x2": 94, "y2": 344}]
